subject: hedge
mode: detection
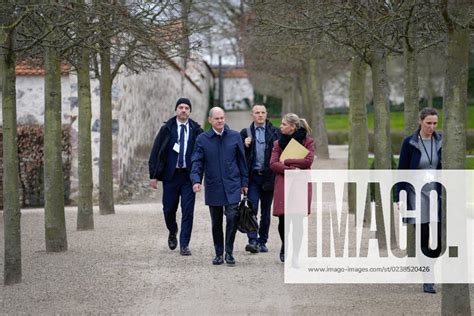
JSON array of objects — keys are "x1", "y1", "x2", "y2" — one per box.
[
  {"x1": 0, "y1": 125, "x2": 72, "y2": 209},
  {"x1": 327, "y1": 129, "x2": 474, "y2": 155}
]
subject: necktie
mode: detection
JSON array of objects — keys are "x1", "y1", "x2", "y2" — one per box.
[
  {"x1": 256, "y1": 127, "x2": 264, "y2": 143},
  {"x1": 178, "y1": 124, "x2": 186, "y2": 168}
]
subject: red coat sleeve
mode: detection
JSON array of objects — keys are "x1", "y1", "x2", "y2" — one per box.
[
  {"x1": 283, "y1": 136, "x2": 315, "y2": 169},
  {"x1": 270, "y1": 140, "x2": 292, "y2": 174}
]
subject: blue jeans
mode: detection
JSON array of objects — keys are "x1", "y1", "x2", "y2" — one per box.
[
  {"x1": 209, "y1": 204, "x2": 239, "y2": 255},
  {"x1": 247, "y1": 174, "x2": 273, "y2": 245}
]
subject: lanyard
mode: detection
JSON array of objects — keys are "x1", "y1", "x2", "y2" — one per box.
[{"x1": 419, "y1": 133, "x2": 433, "y2": 167}]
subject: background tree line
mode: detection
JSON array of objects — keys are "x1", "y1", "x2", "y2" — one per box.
[{"x1": 236, "y1": 0, "x2": 471, "y2": 314}]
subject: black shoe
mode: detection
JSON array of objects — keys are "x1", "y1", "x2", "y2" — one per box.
[
  {"x1": 168, "y1": 233, "x2": 178, "y2": 250},
  {"x1": 225, "y1": 253, "x2": 236, "y2": 265},
  {"x1": 180, "y1": 246, "x2": 191, "y2": 256},
  {"x1": 212, "y1": 255, "x2": 224, "y2": 265},
  {"x1": 245, "y1": 242, "x2": 260, "y2": 254},
  {"x1": 280, "y1": 246, "x2": 285, "y2": 263},
  {"x1": 259, "y1": 243, "x2": 268, "y2": 253},
  {"x1": 423, "y1": 283, "x2": 436, "y2": 294}
]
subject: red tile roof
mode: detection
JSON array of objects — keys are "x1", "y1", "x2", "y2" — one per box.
[
  {"x1": 212, "y1": 68, "x2": 249, "y2": 78},
  {"x1": 225, "y1": 68, "x2": 248, "y2": 78},
  {"x1": 15, "y1": 60, "x2": 71, "y2": 76}
]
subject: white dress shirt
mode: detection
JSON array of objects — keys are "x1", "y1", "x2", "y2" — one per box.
[{"x1": 176, "y1": 119, "x2": 189, "y2": 168}]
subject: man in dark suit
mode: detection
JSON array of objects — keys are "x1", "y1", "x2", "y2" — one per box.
[
  {"x1": 191, "y1": 107, "x2": 248, "y2": 265},
  {"x1": 240, "y1": 104, "x2": 280, "y2": 253},
  {"x1": 148, "y1": 98, "x2": 204, "y2": 256}
]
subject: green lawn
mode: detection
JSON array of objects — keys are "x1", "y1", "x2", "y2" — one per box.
[
  {"x1": 369, "y1": 157, "x2": 474, "y2": 169},
  {"x1": 270, "y1": 106, "x2": 474, "y2": 131},
  {"x1": 467, "y1": 157, "x2": 474, "y2": 169}
]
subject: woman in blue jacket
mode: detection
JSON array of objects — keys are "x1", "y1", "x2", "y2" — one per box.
[{"x1": 397, "y1": 107, "x2": 442, "y2": 294}]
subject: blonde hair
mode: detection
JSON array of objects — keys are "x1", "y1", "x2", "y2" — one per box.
[{"x1": 282, "y1": 113, "x2": 312, "y2": 134}]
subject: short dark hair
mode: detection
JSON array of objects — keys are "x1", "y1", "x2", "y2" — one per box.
[
  {"x1": 418, "y1": 107, "x2": 438, "y2": 121},
  {"x1": 252, "y1": 103, "x2": 267, "y2": 112}
]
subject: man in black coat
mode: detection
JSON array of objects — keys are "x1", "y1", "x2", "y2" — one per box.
[
  {"x1": 148, "y1": 98, "x2": 204, "y2": 256},
  {"x1": 240, "y1": 104, "x2": 280, "y2": 253}
]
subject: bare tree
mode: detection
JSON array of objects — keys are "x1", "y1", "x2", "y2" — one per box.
[
  {"x1": 1, "y1": 0, "x2": 21, "y2": 285},
  {"x1": 402, "y1": 6, "x2": 420, "y2": 135},
  {"x1": 97, "y1": 1, "x2": 115, "y2": 215},
  {"x1": 90, "y1": 1, "x2": 198, "y2": 215},
  {"x1": 399, "y1": 1, "x2": 444, "y2": 135},
  {"x1": 245, "y1": 0, "x2": 333, "y2": 158},
  {"x1": 74, "y1": 0, "x2": 94, "y2": 229},
  {"x1": 43, "y1": 1, "x2": 70, "y2": 252},
  {"x1": 193, "y1": 0, "x2": 247, "y2": 65},
  {"x1": 440, "y1": 1, "x2": 471, "y2": 313},
  {"x1": 253, "y1": 1, "x2": 446, "y2": 169},
  {"x1": 348, "y1": 55, "x2": 368, "y2": 171},
  {"x1": 1, "y1": 0, "x2": 77, "y2": 272}
]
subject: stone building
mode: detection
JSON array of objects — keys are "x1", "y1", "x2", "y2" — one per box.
[
  {"x1": 0, "y1": 56, "x2": 214, "y2": 204},
  {"x1": 213, "y1": 67, "x2": 254, "y2": 110},
  {"x1": 116, "y1": 57, "x2": 213, "y2": 200}
]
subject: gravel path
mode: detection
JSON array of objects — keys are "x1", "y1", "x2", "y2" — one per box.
[
  {"x1": 4, "y1": 201, "x2": 472, "y2": 314},
  {"x1": 2, "y1": 156, "x2": 472, "y2": 314}
]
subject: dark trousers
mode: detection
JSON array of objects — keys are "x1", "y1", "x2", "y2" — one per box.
[
  {"x1": 278, "y1": 215, "x2": 303, "y2": 252},
  {"x1": 162, "y1": 170, "x2": 195, "y2": 248},
  {"x1": 420, "y1": 222, "x2": 442, "y2": 258},
  {"x1": 209, "y1": 204, "x2": 239, "y2": 256},
  {"x1": 247, "y1": 174, "x2": 273, "y2": 244}
]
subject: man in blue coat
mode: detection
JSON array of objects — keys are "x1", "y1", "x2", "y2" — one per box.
[
  {"x1": 148, "y1": 98, "x2": 204, "y2": 256},
  {"x1": 191, "y1": 107, "x2": 248, "y2": 265}
]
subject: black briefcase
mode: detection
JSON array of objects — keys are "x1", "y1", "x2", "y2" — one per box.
[{"x1": 237, "y1": 194, "x2": 258, "y2": 233}]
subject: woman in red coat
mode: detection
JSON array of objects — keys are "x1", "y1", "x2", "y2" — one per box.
[{"x1": 270, "y1": 113, "x2": 314, "y2": 263}]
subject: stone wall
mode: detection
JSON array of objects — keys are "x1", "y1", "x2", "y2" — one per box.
[
  {"x1": 0, "y1": 75, "x2": 73, "y2": 125},
  {"x1": 116, "y1": 59, "x2": 212, "y2": 201},
  {"x1": 0, "y1": 57, "x2": 213, "y2": 205}
]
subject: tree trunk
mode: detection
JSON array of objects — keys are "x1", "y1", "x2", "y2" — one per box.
[
  {"x1": 308, "y1": 56, "x2": 329, "y2": 159},
  {"x1": 349, "y1": 55, "x2": 368, "y2": 170},
  {"x1": 44, "y1": 45, "x2": 68, "y2": 252},
  {"x1": 403, "y1": 23, "x2": 419, "y2": 135},
  {"x1": 180, "y1": 0, "x2": 191, "y2": 69},
  {"x1": 441, "y1": 18, "x2": 471, "y2": 316},
  {"x1": 77, "y1": 47, "x2": 94, "y2": 229},
  {"x1": 218, "y1": 55, "x2": 224, "y2": 107},
  {"x1": 290, "y1": 75, "x2": 303, "y2": 113},
  {"x1": 299, "y1": 70, "x2": 312, "y2": 124},
  {"x1": 426, "y1": 56, "x2": 434, "y2": 108},
  {"x1": 404, "y1": 27, "x2": 418, "y2": 255},
  {"x1": 1, "y1": 22, "x2": 22, "y2": 285},
  {"x1": 370, "y1": 46, "x2": 392, "y2": 169},
  {"x1": 282, "y1": 89, "x2": 291, "y2": 114},
  {"x1": 99, "y1": 46, "x2": 115, "y2": 215},
  {"x1": 348, "y1": 55, "x2": 368, "y2": 215}
]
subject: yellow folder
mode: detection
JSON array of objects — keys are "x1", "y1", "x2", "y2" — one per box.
[{"x1": 279, "y1": 138, "x2": 310, "y2": 162}]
